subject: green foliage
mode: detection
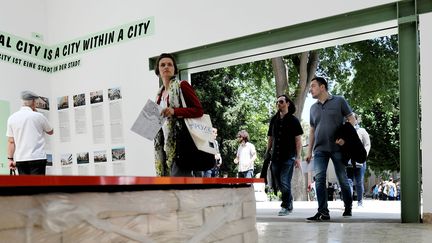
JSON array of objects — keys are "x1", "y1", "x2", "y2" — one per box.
[
  {"x1": 334, "y1": 35, "x2": 400, "y2": 173},
  {"x1": 192, "y1": 64, "x2": 276, "y2": 177},
  {"x1": 317, "y1": 46, "x2": 353, "y2": 87},
  {"x1": 361, "y1": 103, "x2": 400, "y2": 173},
  {"x1": 191, "y1": 35, "x2": 400, "y2": 176},
  {"x1": 338, "y1": 36, "x2": 399, "y2": 110},
  {"x1": 266, "y1": 188, "x2": 282, "y2": 201}
]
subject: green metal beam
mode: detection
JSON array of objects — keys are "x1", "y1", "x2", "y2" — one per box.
[
  {"x1": 149, "y1": 3, "x2": 398, "y2": 71},
  {"x1": 149, "y1": 0, "x2": 432, "y2": 70},
  {"x1": 398, "y1": 0, "x2": 421, "y2": 223}
]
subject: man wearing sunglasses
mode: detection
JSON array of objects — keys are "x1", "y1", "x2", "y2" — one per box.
[{"x1": 266, "y1": 95, "x2": 303, "y2": 216}]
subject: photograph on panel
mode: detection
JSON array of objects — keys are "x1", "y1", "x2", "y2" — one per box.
[
  {"x1": 94, "y1": 150, "x2": 107, "y2": 162},
  {"x1": 77, "y1": 152, "x2": 90, "y2": 164},
  {"x1": 112, "y1": 147, "x2": 125, "y2": 161},
  {"x1": 57, "y1": 96, "x2": 69, "y2": 110},
  {"x1": 46, "y1": 154, "x2": 53, "y2": 166},
  {"x1": 90, "y1": 90, "x2": 103, "y2": 104},
  {"x1": 108, "y1": 87, "x2": 122, "y2": 101},
  {"x1": 73, "y1": 93, "x2": 86, "y2": 107},
  {"x1": 61, "y1": 153, "x2": 73, "y2": 166},
  {"x1": 36, "y1": 96, "x2": 50, "y2": 110}
]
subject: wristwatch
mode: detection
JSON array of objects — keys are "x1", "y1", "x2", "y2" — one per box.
[{"x1": 7, "y1": 157, "x2": 13, "y2": 160}]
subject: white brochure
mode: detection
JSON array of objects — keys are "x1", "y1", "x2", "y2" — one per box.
[{"x1": 131, "y1": 99, "x2": 165, "y2": 140}]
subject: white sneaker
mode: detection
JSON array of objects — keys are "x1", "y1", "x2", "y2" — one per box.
[{"x1": 278, "y1": 208, "x2": 291, "y2": 216}]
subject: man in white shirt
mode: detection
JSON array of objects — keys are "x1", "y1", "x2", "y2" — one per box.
[
  {"x1": 234, "y1": 130, "x2": 256, "y2": 178},
  {"x1": 346, "y1": 113, "x2": 371, "y2": 207},
  {"x1": 6, "y1": 91, "x2": 53, "y2": 175}
]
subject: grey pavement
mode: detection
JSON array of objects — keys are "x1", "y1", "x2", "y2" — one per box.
[
  {"x1": 256, "y1": 199, "x2": 432, "y2": 243},
  {"x1": 256, "y1": 199, "x2": 401, "y2": 223}
]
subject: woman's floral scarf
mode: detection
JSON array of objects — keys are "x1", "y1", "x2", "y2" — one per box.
[{"x1": 154, "y1": 78, "x2": 182, "y2": 176}]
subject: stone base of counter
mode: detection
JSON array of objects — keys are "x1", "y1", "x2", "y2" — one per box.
[{"x1": 0, "y1": 186, "x2": 257, "y2": 242}]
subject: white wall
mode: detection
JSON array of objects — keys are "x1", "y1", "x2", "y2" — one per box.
[
  {"x1": 0, "y1": 0, "x2": 51, "y2": 113},
  {"x1": 420, "y1": 12, "x2": 432, "y2": 216},
  {"x1": 0, "y1": 0, "x2": 47, "y2": 38},
  {"x1": 1, "y1": 0, "x2": 399, "y2": 176},
  {"x1": 44, "y1": 0, "x2": 398, "y2": 49}
]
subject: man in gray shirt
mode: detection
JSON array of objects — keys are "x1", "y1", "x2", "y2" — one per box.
[{"x1": 305, "y1": 77, "x2": 356, "y2": 221}]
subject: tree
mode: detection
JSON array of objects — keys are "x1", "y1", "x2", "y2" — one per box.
[
  {"x1": 191, "y1": 35, "x2": 400, "y2": 180},
  {"x1": 334, "y1": 35, "x2": 400, "y2": 173},
  {"x1": 192, "y1": 65, "x2": 274, "y2": 177}
]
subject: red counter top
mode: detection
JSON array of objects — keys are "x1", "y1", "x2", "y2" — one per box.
[{"x1": 0, "y1": 175, "x2": 263, "y2": 187}]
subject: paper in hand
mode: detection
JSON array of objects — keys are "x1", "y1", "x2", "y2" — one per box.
[{"x1": 131, "y1": 99, "x2": 166, "y2": 140}]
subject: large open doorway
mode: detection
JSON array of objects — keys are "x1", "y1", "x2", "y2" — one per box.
[
  {"x1": 188, "y1": 35, "x2": 401, "y2": 223},
  {"x1": 149, "y1": 1, "x2": 429, "y2": 223}
]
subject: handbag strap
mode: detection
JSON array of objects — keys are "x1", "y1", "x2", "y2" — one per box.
[{"x1": 178, "y1": 81, "x2": 187, "y2": 108}]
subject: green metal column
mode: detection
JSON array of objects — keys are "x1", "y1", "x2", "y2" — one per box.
[{"x1": 398, "y1": 0, "x2": 421, "y2": 223}]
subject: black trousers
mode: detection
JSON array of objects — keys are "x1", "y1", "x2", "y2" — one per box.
[{"x1": 16, "y1": 159, "x2": 47, "y2": 175}]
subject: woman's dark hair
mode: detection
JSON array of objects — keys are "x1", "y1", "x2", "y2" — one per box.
[
  {"x1": 154, "y1": 53, "x2": 179, "y2": 76},
  {"x1": 311, "y1": 76, "x2": 328, "y2": 90},
  {"x1": 237, "y1": 130, "x2": 250, "y2": 142},
  {"x1": 277, "y1": 94, "x2": 296, "y2": 115}
]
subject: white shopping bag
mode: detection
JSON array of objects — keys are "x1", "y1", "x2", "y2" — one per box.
[
  {"x1": 180, "y1": 87, "x2": 218, "y2": 155},
  {"x1": 184, "y1": 114, "x2": 218, "y2": 155}
]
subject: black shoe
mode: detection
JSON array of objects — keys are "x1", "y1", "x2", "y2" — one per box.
[
  {"x1": 343, "y1": 208, "x2": 352, "y2": 217},
  {"x1": 306, "y1": 212, "x2": 330, "y2": 221}
]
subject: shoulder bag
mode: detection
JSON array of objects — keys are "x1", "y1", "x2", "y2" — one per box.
[{"x1": 174, "y1": 86, "x2": 216, "y2": 171}]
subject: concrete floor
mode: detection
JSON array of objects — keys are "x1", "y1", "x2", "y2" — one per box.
[{"x1": 256, "y1": 200, "x2": 432, "y2": 243}]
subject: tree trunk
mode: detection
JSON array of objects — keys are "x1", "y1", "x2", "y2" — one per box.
[
  {"x1": 294, "y1": 51, "x2": 319, "y2": 118},
  {"x1": 294, "y1": 51, "x2": 320, "y2": 201},
  {"x1": 271, "y1": 57, "x2": 288, "y2": 96}
]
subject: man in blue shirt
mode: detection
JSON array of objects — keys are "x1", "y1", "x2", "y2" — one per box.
[{"x1": 305, "y1": 77, "x2": 356, "y2": 221}]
